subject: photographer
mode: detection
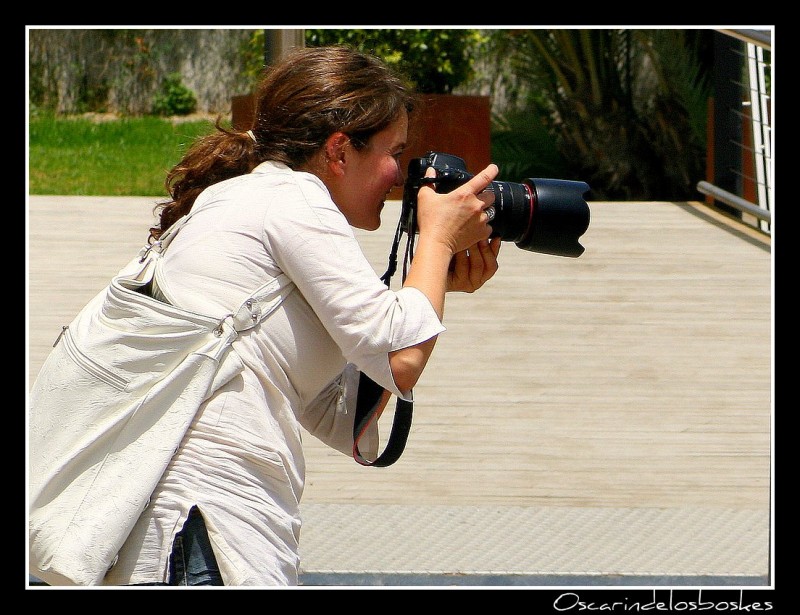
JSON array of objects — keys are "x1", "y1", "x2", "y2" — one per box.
[{"x1": 89, "y1": 45, "x2": 500, "y2": 586}]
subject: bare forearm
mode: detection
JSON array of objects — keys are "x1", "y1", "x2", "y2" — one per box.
[
  {"x1": 401, "y1": 234, "x2": 455, "y2": 319},
  {"x1": 388, "y1": 235, "x2": 453, "y2": 392},
  {"x1": 386, "y1": 162, "x2": 499, "y2": 394}
]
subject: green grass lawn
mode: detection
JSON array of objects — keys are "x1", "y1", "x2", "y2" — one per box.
[
  {"x1": 28, "y1": 112, "x2": 566, "y2": 196},
  {"x1": 28, "y1": 114, "x2": 217, "y2": 196}
]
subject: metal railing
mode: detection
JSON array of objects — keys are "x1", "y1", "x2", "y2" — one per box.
[{"x1": 698, "y1": 29, "x2": 772, "y2": 234}]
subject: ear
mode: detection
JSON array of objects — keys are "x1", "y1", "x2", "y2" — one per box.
[{"x1": 324, "y1": 132, "x2": 351, "y2": 177}]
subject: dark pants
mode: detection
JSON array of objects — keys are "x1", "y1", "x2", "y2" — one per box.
[
  {"x1": 131, "y1": 505, "x2": 224, "y2": 586},
  {"x1": 168, "y1": 506, "x2": 224, "y2": 586}
]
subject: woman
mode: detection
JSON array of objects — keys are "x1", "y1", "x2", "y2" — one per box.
[{"x1": 103, "y1": 45, "x2": 501, "y2": 586}]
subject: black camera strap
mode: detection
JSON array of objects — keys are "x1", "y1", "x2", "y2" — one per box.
[
  {"x1": 351, "y1": 217, "x2": 416, "y2": 467},
  {"x1": 352, "y1": 371, "x2": 413, "y2": 467}
]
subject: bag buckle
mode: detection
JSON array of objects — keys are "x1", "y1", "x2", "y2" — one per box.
[{"x1": 138, "y1": 240, "x2": 163, "y2": 263}]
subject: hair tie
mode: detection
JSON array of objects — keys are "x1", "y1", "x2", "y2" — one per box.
[{"x1": 246, "y1": 130, "x2": 257, "y2": 144}]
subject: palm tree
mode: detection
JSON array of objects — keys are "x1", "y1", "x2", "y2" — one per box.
[{"x1": 486, "y1": 29, "x2": 712, "y2": 200}]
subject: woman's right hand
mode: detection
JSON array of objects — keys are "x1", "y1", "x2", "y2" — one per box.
[
  {"x1": 391, "y1": 162, "x2": 503, "y2": 394},
  {"x1": 415, "y1": 163, "x2": 500, "y2": 255}
]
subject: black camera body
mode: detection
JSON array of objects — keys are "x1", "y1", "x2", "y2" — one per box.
[{"x1": 401, "y1": 151, "x2": 590, "y2": 257}]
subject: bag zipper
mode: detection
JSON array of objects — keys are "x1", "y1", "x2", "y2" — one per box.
[{"x1": 61, "y1": 326, "x2": 129, "y2": 391}]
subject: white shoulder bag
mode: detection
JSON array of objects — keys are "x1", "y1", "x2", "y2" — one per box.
[{"x1": 28, "y1": 211, "x2": 295, "y2": 586}]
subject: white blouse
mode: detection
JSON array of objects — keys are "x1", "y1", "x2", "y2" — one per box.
[{"x1": 102, "y1": 161, "x2": 445, "y2": 586}]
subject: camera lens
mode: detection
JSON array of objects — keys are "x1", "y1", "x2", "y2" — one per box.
[
  {"x1": 486, "y1": 178, "x2": 590, "y2": 257},
  {"x1": 487, "y1": 181, "x2": 534, "y2": 244},
  {"x1": 402, "y1": 152, "x2": 590, "y2": 258},
  {"x1": 518, "y1": 178, "x2": 591, "y2": 257}
]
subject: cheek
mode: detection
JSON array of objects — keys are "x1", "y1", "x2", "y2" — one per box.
[
  {"x1": 363, "y1": 166, "x2": 392, "y2": 196},
  {"x1": 380, "y1": 160, "x2": 399, "y2": 186}
]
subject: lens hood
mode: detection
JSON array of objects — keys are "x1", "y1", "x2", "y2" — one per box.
[{"x1": 518, "y1": 178, "x2": 591, "y2": 257}]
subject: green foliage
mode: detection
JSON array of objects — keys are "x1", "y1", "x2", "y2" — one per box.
[
  {"x1": 76, "y1": 81, "x2": 111, "y2": 114},
  {"x1": 491, "y1": 111, "x2": 568, "y2": 181},
  {"x1": 304, "y1": 29, "x2": 486, "y2": 93},
  {"x1": 241, "y1": 30, "x2": 268, "y2": 82},
  {"x1": 636, "y1": 29, "x2": 711, "y2": 146},
  {"x1": 242, "y1": 29, "x2": 487, "y2": 93},
  {"x1": 28, "y1": 114, "x2": 215, "y2": 196},
  {"x1": 152, "y1": 73, "x2": 198, "y2": 116},
  {"x1": 484, "y1": 29, "x2": 713, "y2": 200}
]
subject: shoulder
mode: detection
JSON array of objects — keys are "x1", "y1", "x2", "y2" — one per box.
[{"x1": 251, "y1": 162, "x2": 331, "y2": 204}]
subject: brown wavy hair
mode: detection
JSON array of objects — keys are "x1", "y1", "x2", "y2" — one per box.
[{"x1": 150, "y1": 45, "x2": 417, "y2": 240}]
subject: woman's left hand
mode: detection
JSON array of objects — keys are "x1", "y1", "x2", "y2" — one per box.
[{"x1": 447, "y1": 236, "x2": 502, "y2": 293}]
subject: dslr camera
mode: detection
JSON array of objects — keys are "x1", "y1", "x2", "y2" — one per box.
[{"x1": 401, "y1": 151, "x2": 590, "y2": 257}]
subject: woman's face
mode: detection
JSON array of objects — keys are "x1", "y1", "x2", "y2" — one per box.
[{"x1": 335, "y1": 110, "x2": 408, "y2": 231}]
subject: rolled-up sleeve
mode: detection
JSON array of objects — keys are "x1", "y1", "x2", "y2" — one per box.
[{"x1": 263, "y1": 173, "x2": 446, "y2": 400}]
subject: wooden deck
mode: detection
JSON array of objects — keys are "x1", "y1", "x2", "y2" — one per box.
[{"x1": 27, "y1": 196, "x2": 772, "y2": 585}]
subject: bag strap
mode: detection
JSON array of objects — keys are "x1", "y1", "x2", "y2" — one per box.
[
  {"x1": 144, "y1": 212, "x2": 193, "y2": 257},
  {"x1": 352, "y1": 372, "x2": 413, "y2": 467},
  {"x1": 150, "y1": 206, "x2": 408, "y2": 464},
  {"x1": 231, "y1": 274, "x2": 295, "y2": 333},
  {"x1": 132, "y1": 212, "x2": 193, "y2": 268},
  {"x1": 130, "y1": 211, "x2": 297, "y2": 337}
]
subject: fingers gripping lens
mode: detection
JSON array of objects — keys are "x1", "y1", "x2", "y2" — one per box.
[{"x1": 401, "y1": 152, "x2": 591, "y2": 258}]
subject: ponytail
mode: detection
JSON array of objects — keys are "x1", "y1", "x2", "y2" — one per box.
[{"x1": 150, "y1": 118, "x2": 261, "y2": 240}]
